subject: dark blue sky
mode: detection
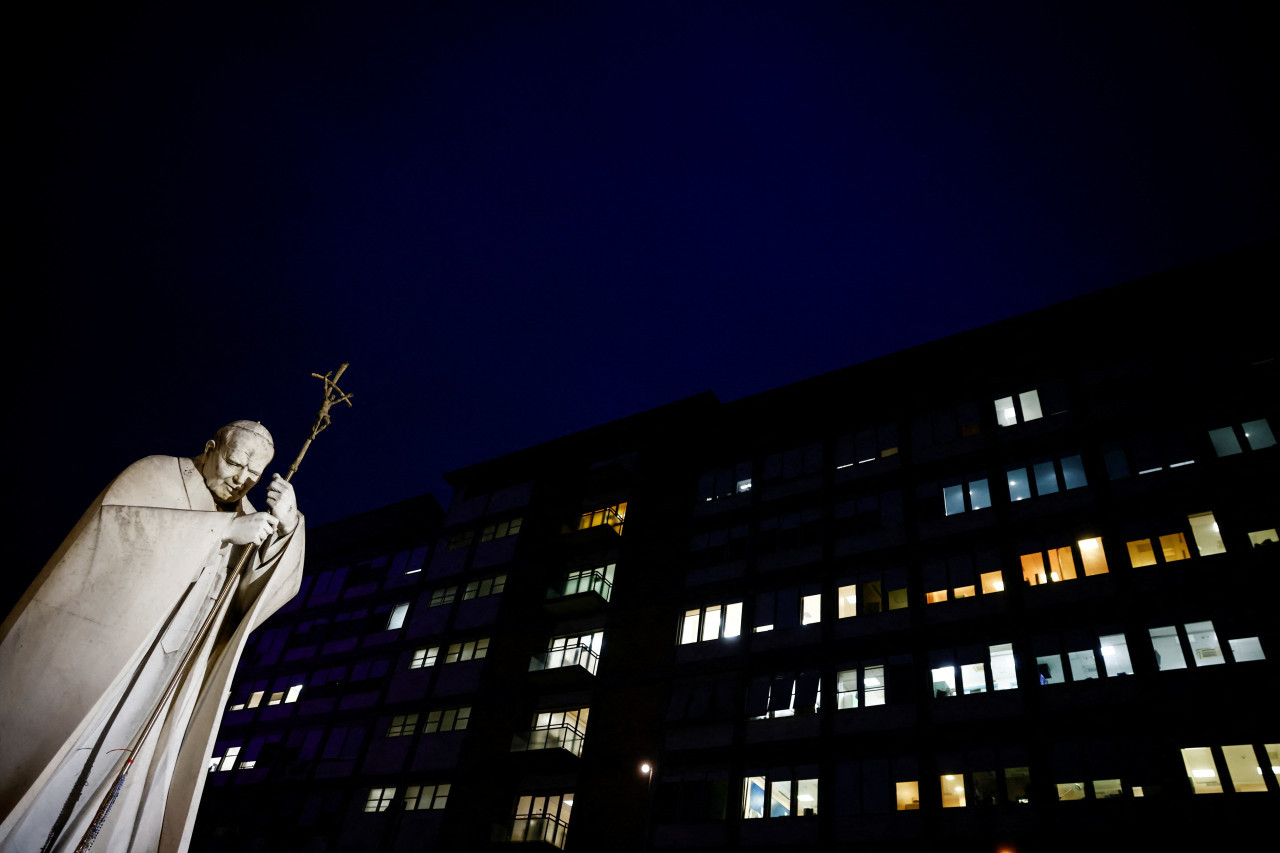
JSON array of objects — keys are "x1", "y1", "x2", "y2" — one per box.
[{"x1": 12, "y1": 1, "x2": 1275, "y2": 601}]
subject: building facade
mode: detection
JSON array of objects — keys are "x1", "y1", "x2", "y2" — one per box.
[{"x1": 193, "y1": 244, "x2": 1278, "y2": 852}]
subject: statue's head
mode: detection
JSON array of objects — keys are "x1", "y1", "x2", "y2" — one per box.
[{"x1": 197, "y1": 420, "x2": 275, "y2": 505}]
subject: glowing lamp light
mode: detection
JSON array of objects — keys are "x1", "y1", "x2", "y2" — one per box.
[
  {"x1": 1079, "y1": 538, "x2": 1098, "y2": 550},
  {"x1": 798, "y1": 794, "x2": 814, "y2": 802},
  {"x1": 640, "y1": 763, "x2": 652, "y2": 775},
  {"x1": 1192, "y1": 769, "x2": 1216, "y2": 778}
]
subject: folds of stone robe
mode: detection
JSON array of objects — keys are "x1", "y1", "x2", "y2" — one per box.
[{"x1": 0, "y1": 455, "x2": 305, "y2": 853}]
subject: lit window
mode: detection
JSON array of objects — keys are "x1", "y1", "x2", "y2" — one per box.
[
  {"x1": 1020, "y1": 546, "x2": 1076, "y2": 586},
  {"x1": 1222, "y1": 745, "x2": 1267, "y2": 793},
  {"x1": 836, "y1": 664, "x2": 885, "y2": 709},
  {"x1": 1149, "y1": 626, "x2": 1187, "y2": 671},
  {"x1": 578, "y1": 502, "x2": 627, "y2": 534},
  {"x1": 679, "y1": 602, "x2": 743, "y2": 644},
  {"x1": 266, "y1": 691, "x2": 284, "y2": 706},
  {"x1": 960, "y1": 663, "x2": 986, "y2": 694},
  {"x1": 1006, "y1": 766, "x2": 1032, "y2": 803},
  {"x1": 404, "y1": 783, "x2": 450, "y2": 810},
  {"x1": 1186, "y1": 621, "x2": 1224, "y2": 665},
  {"x1": 511, "y1": 793, "x2": 573, "y2": 848},
  {"x1": 800, "y1": 594, "x2": 821, "y2": 625},
  {"x1": 216, "y1": 745, "x2": 240, "y2": 772},
  {"x1": 837, "y1": 584, "x2": 857, "y2": 618},
  {"x1": 1242, "y1": 418, "x2": 1276, "y2": 450},
  {"x1": 430, "y1": 586, "x2": 458, "y2": 607},
  {"x1": 1099, "y1": 634, "x2": 1134, "y2": 676},
  {"x1": 444, "y1": 638, "x2": 490, "y2": 664},
  {"x1": 364, "y1": 787, "x2": 397, "y2": 812},
  {"x1": 931, "y1": 666, "x2": 956, "y2": 698},
  {"x1": 535, "y1": 632, "x2": 603, "y2": 675},
  {"x1": 514, "y1": 708, "x2": 588, "y2": 756},
  {"x1": 1093, "y1": 779, "x2": 1122, "y2": 798},
  {"x1": 284, "y1": 684, "x2": 303, "y2": 703},
  {"x1": 386, "y1": 602, "x2": 410, "y2": 630},
  {"x1": 994, "y1": 390, "x2": 1043, "y2": 427},
  {"x1": 1056, "y1": 782, "x2": 1086, "y2": 801},
  {"x1": 480, "y1": 517, "x2": 523, "y2": 543},
  {"x1": 1187, "y1": 511, "x2": 1226, "y2": 556},
  {"x1": 410, "y1": 646, "x2": 440, "y2": 669},
  {"x1": 424, "y1": 706, "x2": 471, "y2": 733},
  {"x1": 247, "y1": 690, "x2": 264, "y2": 709},
  {"x1": 698, "y1": 462, "x2": 754, "y2": 501},
  {"x1": 989, "y1": 644, "x2": 1018, "y2": 690},
  {"x1": 943, "y1": 477, "x2": 991, "y2": 516},
  {"x1": 980, "y1": 571, "x2": 1004, "y2": 594},
  {"x1": 1248, "y1": 528, "x2": 1278, "y2": 547},
  {"x1": 742, "y1": 774, "x2": 818, "y2": 818},
  {"x1": 1077, "y1": 537, "x2": 1108, "y2": 575},
  {"x1": 747, "y1": 672, "x2": 821, "y2": 719},
  {"x1": 1067, "y1": 649, "x2": 1098, "y2": 680},
  {"x1": 896, "y1": 780, "x2": 920, "y2": 811},
  {"x1": 463, "y1": 574, "x2": 508, "y2": 600},
  {"x1": 387, "y1": 714, "x2": 418, "y2": 737},
  {"x1": 560, "y1": 564, "x2": 615, "y2": 600},
  {"x1": 1180, "y1": 747, "x2": 1222, "y2": 794},
  {"x1": 1228, "y1": 637, "x2": 1266, "y2": 662},
  {"x1": 940, "y1": 774, "x2": 967, "y2": 808},
  {"x1": 1208, "y1": 427, "x2": 1243, "y2": 457}
]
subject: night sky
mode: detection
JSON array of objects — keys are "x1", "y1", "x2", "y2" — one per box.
[{"x1": 10, "y1": 1, "x2": 1275, "y2": 610}]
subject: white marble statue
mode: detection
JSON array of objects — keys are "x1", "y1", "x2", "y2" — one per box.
[{"x1": 0, "y1": 421, "x2": 306, "y2": 853}]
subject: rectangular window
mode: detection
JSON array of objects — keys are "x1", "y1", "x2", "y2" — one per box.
[
  {"x1": 896, "y1": 780, "x2": 920, "y2": 811},
  {"x1": 837, "y1": 584, "x2": 858, "y2": 618},
  {"x1": 1222, "y1": 745, "x2": 1267, "y2": 793},
  {"x1": 511, "y1": 793, "x2": 573, "y2": 849},
  {"x1": 800, "y1": 594, "x2": 821, "y2": 625},
  {"x1": 447, "y1": 530, "x2": 473, "y2": 552},
  {"x1": 941, "y1": 774, "x2": 967, "y2": 808},
  {"x1": 1181, "y1": 747, "x2": 1223, "y2": 794},
  {"x1": 680, "y1": 602, "x2": 743, "y2": 644},
  {"x1": 364, "y1": 787, "x2": 397, "y2": 812},
  {"x1": 444, "y1": 638, "x2": 490, "y2": 664},
  {"x1": 516, "y1": 708, "x2": 588, "y2": 756},
  {"x1": 763, "y1": 444, "x2": 823, "y2": 481},
  {"x1": 424, "y1": 706, "x2": 472, "y2": 733},
  {"x1": 480, "y1": 517, "x2": 523, "y2": 543},
  {"x1": 742, "y1": 774, "x2": 818, "y2": 817},
  {"x1": 386, "y1": 602, "x2": 410, "y2": 630},
  {"x1": 1077, "y1": 537, "x2": 1108, "y2": 575},
  {"x1": 1099, "y1": 634, "x2": 1134, "y2": 676},
  {"x1": 960, "y1": 663, "x2": 986, "y2": 695},
  {"x1": 387, "y1": 714, "x2": 418, "y2": 737},
  {"x1": 1242, "y1": 418, "x2": 1276, "y2": 450},
  {"x1": 1149, "y1": 626, "x2": 1186, "y2": 670},
  {"x1": 404, "y1": 783, "x2": 450, "y2": 810},
  {"x1": 578, "y1": 502, "x2": 627, "y2": 534},
  {"x1": 944, "y1": 477, "x2": 990, "y2": 516},
  {"x1": 994, "y1": 390, "x2": 1043, "y2": 427},
  {"x1": 1209, "y1": 426, "x2": 1243, "y2": 457},
  {"x1": 836, "y1": 664, "x2": 884, "y2": 709},
  {"x1": 561, "y1": 564, "x2": 615, "y2": 600},
  {"x1": 536, "y1": 632, "x2": 603, "y2": 675},
  {"x1": 430, "y1": 586, "x2": 458, "y2": 607},
  {"x1": 989, "y1": 644, "x2": 1018, "y2": 690},
  {"x1": 1187, "y1": 511, "x2": 1226, "y2": 556},
  {"x1": 1228, "y1": 636, "x2": 1266, "y2": 662},
  {"x1": 698, "y1": 462, "x2": 754, "y2": 500},
  {"x1": 1186, "y1": 621, "x2": 1225, "y2": 666},
  {"x1": 463, "y1": 574, "x2": 508, "y2": 600},
  {"x1": 747, "y1": 672, "x2": 821, "y2": 719},
  {"x1": 410, "y1": 647, "x2": 440, "y2": 669}
]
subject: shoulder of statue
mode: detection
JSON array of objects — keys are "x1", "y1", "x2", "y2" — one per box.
[{"x1": 101, "y1": 455, "x2": 193, "y2": 509}]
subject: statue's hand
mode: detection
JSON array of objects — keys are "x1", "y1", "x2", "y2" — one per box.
[
  {"x1": 266, "y1": 474, "x2": 300, "y2": 534},
  {"x1": 227, "y1": 512, "x2": 281, "y2": 546}
]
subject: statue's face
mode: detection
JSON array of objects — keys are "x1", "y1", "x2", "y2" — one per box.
[{"x1": 200, "y1": 431, "x2": 274, "y2": 504}]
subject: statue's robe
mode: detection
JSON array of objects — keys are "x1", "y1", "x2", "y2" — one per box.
[{"x1": 0, "y1": 456, "x2": 304, "y2": 853}]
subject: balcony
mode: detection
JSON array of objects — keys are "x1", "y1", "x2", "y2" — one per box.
[
  {"x1": 544, "y1": 567, "x2": 613, "y2": 616},
  {"x1": 511, "y1": 724, "x2": 585, "y2": 758},
  {"x1": 529, "y1": 642, "x2": 600, "y2": 677},
  {"x1": 508, "y1": 815, "x2": 571, "y2": 849}
]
